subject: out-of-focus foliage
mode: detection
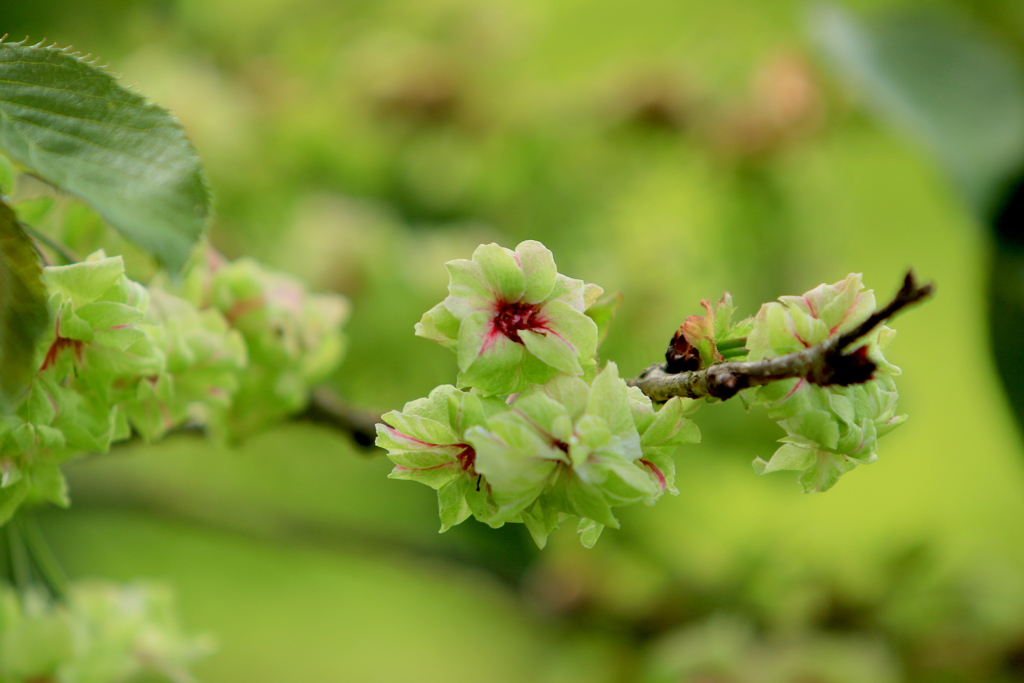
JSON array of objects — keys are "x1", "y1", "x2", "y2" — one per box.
[
  {"x1": 0, "y1": 580, "x2": 211, "y2": 683},
  {"x1": 813, "y1": 3, "x2": 1024, "y2": 216},
  {"x1": 5, "y1": 0, "x2": 1024, "y2": 681},
  {"x1": 813, "y1": 2, "x2": 1024, "y2": 457}
]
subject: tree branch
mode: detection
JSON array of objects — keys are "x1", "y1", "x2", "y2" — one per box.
[
  {"x1": 627, "y1": 270, "x2": 933, "y2": 403},
  {"x1": 299, "y1": 387, "x2": 382, "y2": 450}
]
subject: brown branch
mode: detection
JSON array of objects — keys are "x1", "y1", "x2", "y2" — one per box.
[
  {"x1": 299, "y1": 386, "x2": 382, "y2": 451},
  {"x1": 627, "y1": 270, "x2": 933, "y2": 403}
]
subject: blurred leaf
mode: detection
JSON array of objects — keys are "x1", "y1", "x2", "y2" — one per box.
[
  {"x1": 812, "y1": 4, "x2": 1024, "y2": 215},
  {"x1": 0, "y1": 196, "x2": 48, "y2": 411},
  {"x1": 13, "y1": 196, "x2": 55, "y2": 226},
  {"x1": 0, "y1": 40, "x2": 210, "y2": 271},
  {"x1": 988, "y1": 185, "x2": 1024, "y2": 436},
  {"x1": 0, "y1": 153, "x2": 13, "y2": 194}
]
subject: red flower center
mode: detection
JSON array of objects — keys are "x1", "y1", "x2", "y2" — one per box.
[
  {"x1": 493, "y1": 301, "x2": 542, "y2": 344},
  {"x1": 456, "y1": 445, "x2": 476, "y2": 473}
]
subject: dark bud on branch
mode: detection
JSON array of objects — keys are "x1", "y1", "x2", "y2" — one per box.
[
  {"x1": 628, "y1": 270, "x2": 934, "y2": 403},
  {"x1": 665, "y1": 328, "x2": 702, "y2": 373}
]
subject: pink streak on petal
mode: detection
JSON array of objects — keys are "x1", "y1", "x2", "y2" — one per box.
[
  {"x1": 803, "y1": 296, "x2": 818, "y2": 319},
  {"x1": 477, "y1": 323, "x2": 503, "y2": 358},
  {"x1": 829, "y1": 292, "x2": 862, "y2": 335},
  {"x1": 785, "y1": 317, "x2": 811, "y2": 348},
  {"x1": 640, "y1": 459, "x2": 667, "y2": 490},
  {"x1": 533, "y1": 322, "x2": 574, "y2": 351},
  {"x1": 783, "y1": 378, "x2": 806, "y2": 401},
  {"x1": 382, "y1": 426, "x2": 445, "y2": 449},
  {"x1": 394, "y1": 462, "x2": 455, "y2": 472}
]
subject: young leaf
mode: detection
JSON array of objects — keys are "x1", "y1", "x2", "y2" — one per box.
[
  {"x1": 0, "y1": 40, "x2": 210, "y2": 271},
  {"x1": 0, "y1": 197, "x2": 48, "y2": 411}
]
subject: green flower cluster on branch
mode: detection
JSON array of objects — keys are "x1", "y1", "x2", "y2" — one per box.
[
  {"x1": 380, "y1": 241, "x2": 919, "y2": 545},
  {"x1": 745, "y1": 274, "x2": 906, "y2": 492},
  {"x1": 378, "y1": 241, "x2": 700, "y2": 548},
  {"x1": 0, "y1": 248, "x2": 349, "y2": 526}
]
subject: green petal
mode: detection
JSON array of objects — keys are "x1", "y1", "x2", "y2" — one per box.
[
  {"x1": 472, "y1": 243, "x2": 525, "y2": 302},
  {"x1": 438, "y1": 477, "x2": 473, "y2": 531},
  {"x1": 444, "y1": 259, "x2": 494, "y2": 319},
  {"x1": 542, "y1": 300, "x2": 599, "y2": 359},
  {"x1": 520, "y1": 328, "x2": 583, "y2": 375},
  {"x1": 30, "y1": 461, "x2": 69, "y2": 507},
  {"x1": 508, "y1": 392, "x2": 572, "y2": 439},
  {"x1": 75, "y1": 301, "x2": 144, "y2": 331},
  {"x1": 640, "y1": 397, "x2": 701, "y2": 448},
  {"x1": 640, "y1": 451, "x2": 678, "y2": 496},
  {"x1": 467, "y1": 422, "x2": 559, "y2": 522},
  {"x1": 58, "y1": 305, "x2": 95, "y2": 341},
  {"x1": 565, "y1": 476, "x2": 619, "y2": 528},
  {"x1": 389, "y1": 461, "x2": 461, "y2": 490},
  {"x1": 43, "y1": 255, "x2": 125, "y2": 304},
  {"x1": 798, "y1": 450, "x2": 859, "y2": 493},
  {"x1": 539, "y1": 374, "x2": 591, "y2": 421},
  {"x1": 404, "y1": 385, "x2": 462, "y2": 422},
  {"x1": 382, "y1": 412, "x2": 460, "y2": 446},
  {"x1": 547, "y1": 274, "x2": 588, "y2": 311},
  {"x1": 752, "y1": 443, "x2": 815, "y2": 475},
  {"x1": 520, "y1": 300, "x2": 598, "y2": 376},
  {"x1": 457, "y1": 312, "x2": 529, "y2": 394},
  {"x1": 586, "y1": 362, "x2": 634, "y2": 437},
  {"x1": 414, "y1": 301, "x2": 460, "y2": 350},
  {"x1": 520, "y1": 499, "x2": 563, "y2": 549},
  {"x1": 583, "y1": 283, "x2": 604, "y2": 309},
  {"x1": 457, "y1": 311, "x2": 501, "y2": 372},
  {"x1": 577, "y1": 518, "x2": 605, "y2": 548},
  {"x1": 516, "y1": 240, "x2": 557, "y2": 304}
]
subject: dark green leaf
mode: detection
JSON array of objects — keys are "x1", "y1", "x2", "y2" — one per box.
[
  {"x1": 0, "y1": 196, "x2": 49, "y2": 411},
  {"x1": 812, "y1": 5, "x2": 1024, "y2": 216},
  {"x1": 0, "y1": 40, "x2": 210, "y2": 271}
]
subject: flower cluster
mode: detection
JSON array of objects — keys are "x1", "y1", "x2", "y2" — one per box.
[
  {"x1": 0, "y1": 249, "x2": 349, "y2": 524},
  {"x1": 378, "y1": 241, "x2": 699, "y2": 547},
  {"x1": 745, "y1": 274, "x2": 906, "y2": 491},
  {"x1": 0, "y1": 581, "x2": 210, "y2": 682},
  {"x1": 169, "y1": 250, "x2": 350, "y2": 436}
]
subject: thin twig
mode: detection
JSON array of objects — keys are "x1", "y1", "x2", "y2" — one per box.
[
  {"x1": 627, "y1": 270, "x2": 933, "y2": 403},
  {"x1": 300, "y1": 387, "x2": 382, "y2": 451},
  {"x1": 21, "y1": 223, "x2": 79, "y2": 265}
]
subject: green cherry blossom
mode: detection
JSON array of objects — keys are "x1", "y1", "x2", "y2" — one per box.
[
  {"x1": 746, "y1": 274, "x2": 906, "y2": 492},
  {"x1": 375, "y1": 385, "x2": 508, "y2": 531},
  {"x1": 466, "y1": 362, "x2": 699, "y2": 548},
  {"x1": 120, "y1": 288, "x2": 248, "y2": 442},
  {"x1": 415, "y1": 240, "x2": 602, "y2": 396},
  {"x1": 40, "y1": 252, "x2": 164, "y2": 403},
  {"x1": 206, "y1": 257, "x2": 350, "y2": 436}
]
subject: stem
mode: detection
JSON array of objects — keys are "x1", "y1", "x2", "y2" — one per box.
[
  {"x1": 716, "y1": 336, "x2": 748, "y2": 351},
  {"x1": 628, "y1": 270, "x2": 934, "y2": 402},
  {"x1": 22, "y1": 223, "x2": 79, "y2": 265},
  {"x1": 300, "y1": 387, "x2": 382, "y2": 450},
  {"x1": 2, "y1": 518, "x2": 32, "y2": 593},
  {"x1": 18, "y1": 512, "x2": 68, "y2": 601},
  {"x1": 719, "y1": 346, "x2": 748, "y2": 360},
  {"x1": 0, "y1": 512, "x2": 69, "y2": 601}
]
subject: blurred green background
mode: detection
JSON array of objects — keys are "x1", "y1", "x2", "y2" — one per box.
[{"x1": 8, "y1": 0, "x2": 1024, "y2": 680}]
